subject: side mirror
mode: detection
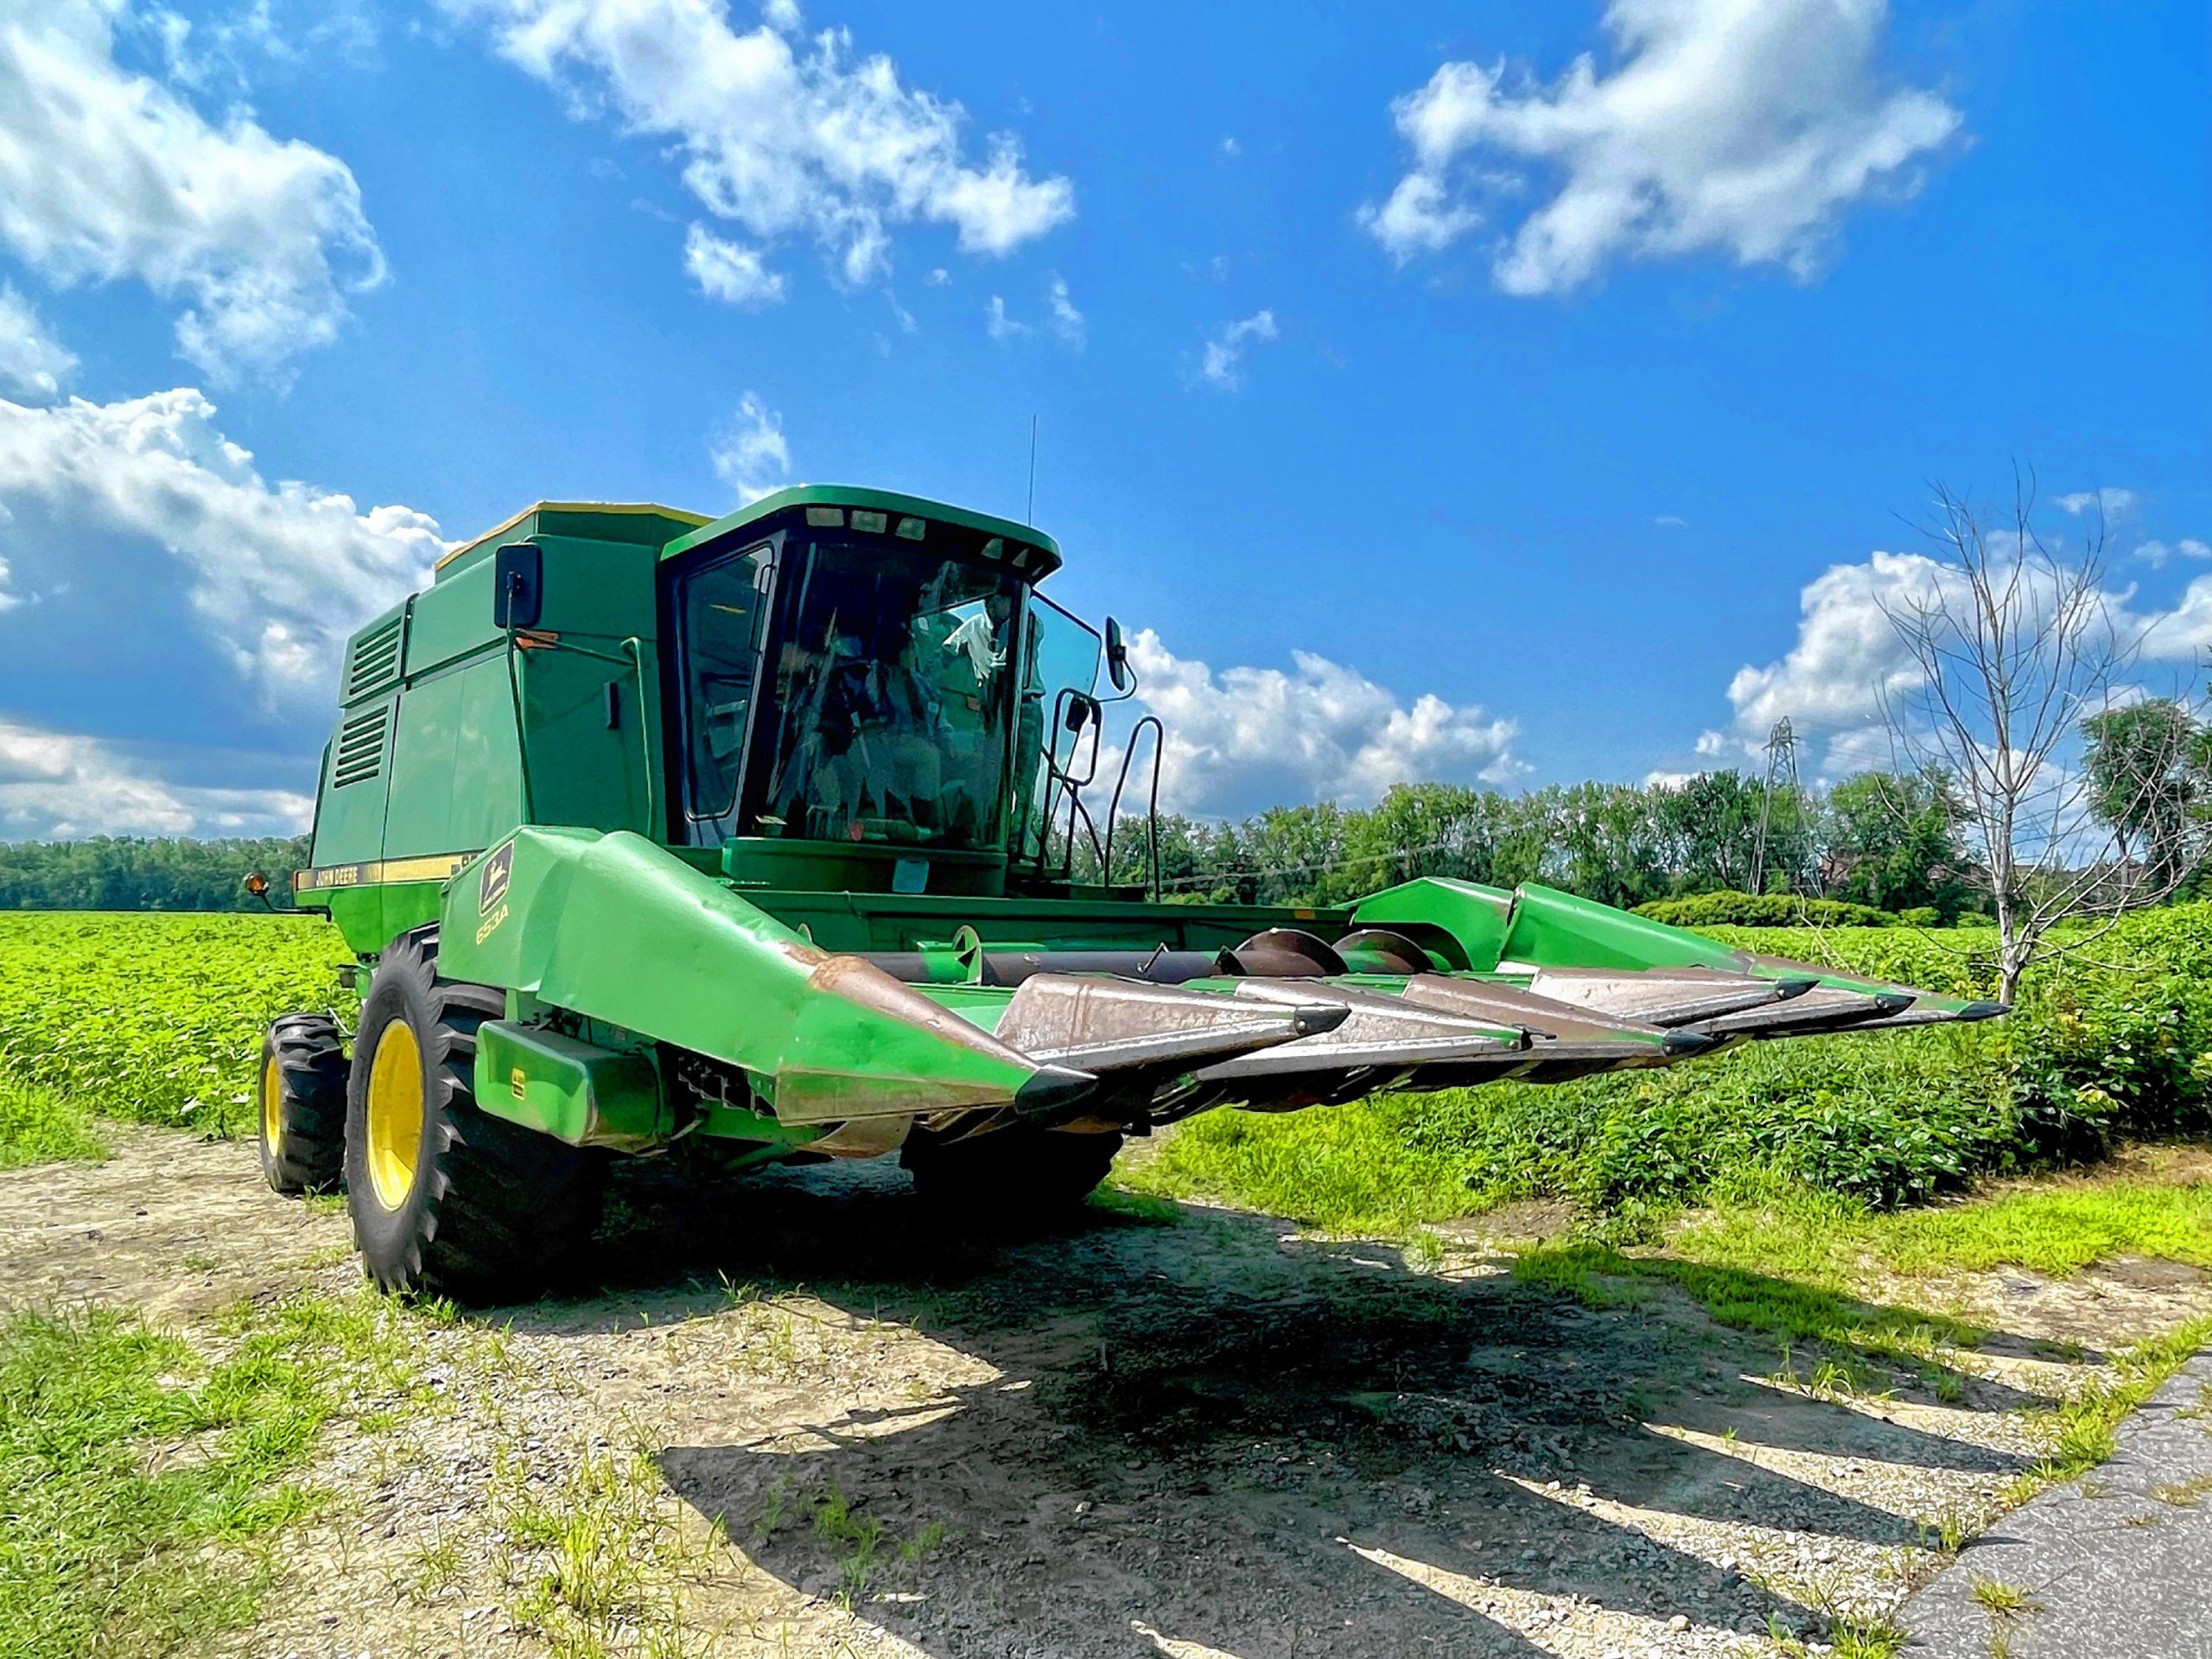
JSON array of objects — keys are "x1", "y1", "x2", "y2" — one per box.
[
  {"x1": 493, "y1": 542, "x2": 543, "y2": 630},
  {"x1": 1103, "y1": 615, "x2": 1130, "y2": 692},
  {"x1": 242, "y1": 870, "x2": 274, "y2": 911}
]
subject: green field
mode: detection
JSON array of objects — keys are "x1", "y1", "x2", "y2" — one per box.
[
  {"x1": 3, "y1": 906, "x2": 2210, "y2": 1243},
  {"x1": 0, "y1": 913, "x2": 353, "y2": 1144}
]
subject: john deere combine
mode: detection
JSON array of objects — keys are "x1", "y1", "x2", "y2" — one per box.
[{"x1": 260, "y1": 488, "x2": 2001, "y2": 1299}]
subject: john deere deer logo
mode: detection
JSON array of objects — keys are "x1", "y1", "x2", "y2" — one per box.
[{"x1": 480, "y1": 841, "x2": 514, "y2": 913}]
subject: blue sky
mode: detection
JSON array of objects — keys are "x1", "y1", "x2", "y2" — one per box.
[{"x1": 0, "y1": 0, "x2": 2202, "y2": 836}]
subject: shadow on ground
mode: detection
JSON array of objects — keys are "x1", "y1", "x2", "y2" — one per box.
[{"x1": 499, "y1": 1157, "x2": 2054, "y2": 1659}]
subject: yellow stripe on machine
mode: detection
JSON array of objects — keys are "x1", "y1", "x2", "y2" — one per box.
[{"x1": 293, "y1": 851, "x2": 480, "y2": 893}]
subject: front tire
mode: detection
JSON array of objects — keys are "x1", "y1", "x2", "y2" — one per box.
[
  {"x1": 257, "y1": 1014, "x2": 346, "y2": 1194},
  {"x1": 902, "y1": 1125, "x2": 1122, "y2": 1228},
  {"x1": 345, "y1": 928, "x2": 602, "y2": 1300}
]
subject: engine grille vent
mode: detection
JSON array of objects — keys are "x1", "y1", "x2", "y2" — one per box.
[
  {"x1": 332, "y1": 705, "x2": 391, "y2": 789},
  {"x1": 342, "y1": 613, "x2": 406, "y2": 702}
]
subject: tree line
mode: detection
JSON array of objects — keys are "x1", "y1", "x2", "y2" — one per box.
[
  {"x1": 0, "y1": 836, "x2": 311, "y2": 912},
  {"x1": 1084, "y1": 767, "x2": 1982, "y2": 916},
  {"x1": 2, "y1": 695, "x2": 2202, "y2": 921}
]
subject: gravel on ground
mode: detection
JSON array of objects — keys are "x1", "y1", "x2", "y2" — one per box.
[{"x1": 3, "y1": 1127, "x2": 2209, "y2": 1658}]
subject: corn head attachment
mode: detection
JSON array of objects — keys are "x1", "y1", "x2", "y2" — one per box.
[{"x1": 276, "y1": 489, "x2": 2005, "y2": 1300}]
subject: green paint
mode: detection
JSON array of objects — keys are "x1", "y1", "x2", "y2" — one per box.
[
  {"x1": 437, "y1": 828, "x2": 1050, "y2": 1122},
  {"x1": 291, "y1": 486, "x2": 1990, "y2": 1196},
  {"x1": 475, "y1": 1020, "x2": 669, "y2": 1149},
  {"x1": 663, "y1": 484, "x2": 1060, "y2": 572},
  {"x1": 1498, "y1": 883, "x2": 1744, "y2": 973}
]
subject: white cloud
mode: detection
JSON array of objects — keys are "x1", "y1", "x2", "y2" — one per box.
[
  {"x1": 1046, "y1": 275, "x2": 1084, "y2": 348},
  {"x1": 983, "y1": 295, "x2": 1028, "y2": 341},
  {"x1": 2134, "y1": 537, "x2": 2212, "y2": 570},
  {"x1": 2139, "y1": 574, "x2": 2212, "y2": 661},
  {"x1": 1654, "y1": 513, "x2": 1689, "y2": 529},
  {"x1": 1219, "y1": 136, "x2": 1241, "y2": 158},
  {"x1": 708, "y1": 391, "x2": 790, "y2": 504},
  {"x1": 0, "y1": 553, "x2": 21, "y2": 613},
  {"x1": 442, "y1": 0, "x2": 1073, "y2": 290},
  {"x1": 0, "y1": 0, "x2": 385, "y2": 382},
  {"x1": 2056, "y1": 486, "x2": 2137, "y2": 520},
  {"x1": 1711, "y1": 539, "x2": 2212, "y2": 778},
  {"x1": 683, "y1": 221, "x2": 786, "y2": 305},
  {"x1": 0, "y1": 717, "x2": 311, "y2": 838},
  {"x1": 1126, "y1": 628, "x2": 1523, "y2": 816},
  {"x1": 1361, "y1": 0, "x2": 1960, "y2": 293},
  {"x1": 1694, "y1": 728, "x2": 1731, "y2": 758},
  {"x1": 1198, "y1": 308, "x2": 1277, "y2": 391},
  {"x1": 1359, "y1": 169, "x2": 1481, "y2": 262},
  {"x1": 1643, "y1": 768, "x2": 1698, "y2": 789},
  {"x1": 983, "y1": 277, "x2": 1082, "y2": 348},
  {"x1": 925, "y1": 267, "x2": 950, "y2": 286},
  {"x1": 0, "y1": 385, "x2": 444, "y2": 708},
  {"x1": 0, "y1": 284, "x2": 76, "y2": 401},
  {"x1": 1724, "y1": 550, "x2": 1955, "y2": 746}
]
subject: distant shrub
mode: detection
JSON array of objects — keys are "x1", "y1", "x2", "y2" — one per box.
[
  {"x1": 1635, "y1": 890, "x2": 1897, "y2": 929},
  {"x1": 1702, "y1": 924, "x2": 1998, "y2": 997}
]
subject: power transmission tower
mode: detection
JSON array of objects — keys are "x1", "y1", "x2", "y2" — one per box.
[{"x1": 1751, "y1": 717, "x2": 1802, "y2": 894}]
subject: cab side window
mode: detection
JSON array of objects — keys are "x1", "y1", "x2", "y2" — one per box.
[{"x1": 675, "y1": 543, "x2": 772, "y2": 840}]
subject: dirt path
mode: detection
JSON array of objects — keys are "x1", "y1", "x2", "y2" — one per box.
[{"x1": 3, "y1": 1129, "x2": 2208, "y2": 1659}]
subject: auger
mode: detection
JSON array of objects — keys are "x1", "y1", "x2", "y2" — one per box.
[{"x1": 253, "y1": 489, "x2": 2001, "y2": 1299}]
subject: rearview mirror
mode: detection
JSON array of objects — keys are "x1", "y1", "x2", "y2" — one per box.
[
  {"x1": 493, "y1": 542, "x2": 543, "y2": 630},
  {"x1": 1103, "y1": 615, "x2": 1130, "y2": 692}
]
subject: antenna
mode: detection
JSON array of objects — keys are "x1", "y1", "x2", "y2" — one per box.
[{"x1": 1026, "y1": 414, "x2": 1039, "y2": 524}]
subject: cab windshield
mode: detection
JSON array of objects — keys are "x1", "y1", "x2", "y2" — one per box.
[{"x1": 747, "y1": 537, "x2": 1022, "y2": 849}]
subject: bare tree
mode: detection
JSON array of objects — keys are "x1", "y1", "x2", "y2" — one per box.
[{"x1": 1875, "y1": 475, "x2": 2210, "y2": 1004}]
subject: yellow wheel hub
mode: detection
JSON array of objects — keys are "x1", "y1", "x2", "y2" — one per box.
[
  {"x1": 365, "y1": 1019, "x2": 425, "y2": 1211},
  {"x1": 261, "y1": 1053, "x2": 283, "y2": 1155}
]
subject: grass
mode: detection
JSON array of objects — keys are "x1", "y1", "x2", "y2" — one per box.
[
  {"x1": 2150, "y1": 1471, "x2": 2212, "y2": 1506},
  {"x1": 0, "y1": 1075, "x2": 106, "y2": 1169},
  {"x1": 1875, "y1": 1177, "x2": 2212, "y2": 1275},
  {"x1": 1970, "y1": 1578, "x2": 2033, "y2": 1614},
  {"x1": 1660, "y1": 1169, "x2": 2212, "y2": 1292},
  {"x1": 1133, "y1": 1112, "x2": 2212, "y2": 1347},
  {"x1": 808, "y1": 1482, "x2": 944, "y2": 1605},
  {"x1": 1116, "y1": 1097, "x2": 1491, "y2": 1232},
  {"x1": 1510, "y1": 1237, "x2": 1983, "y2": 1373},
  {"x1": 494, "y1": 1433, "x2": 737, "y2": 1657},
  {"x1": 0, "y1": 1289, "x2": 418, "y2": 1659},
  {"x1": 1512, "y1": 1163, "x2": 2212, "y2": 1362}
]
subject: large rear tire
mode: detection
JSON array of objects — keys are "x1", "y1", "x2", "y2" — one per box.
[
  {"x1": 902, "y1": 1125, "x2": 1122, "y2": 1228},
  {"x1": 257, "y1": 1014, "x2": 346, "y2": 1194},
  {"x1": 345, "y1": 928, "x2": 603, "y2": 1300}
]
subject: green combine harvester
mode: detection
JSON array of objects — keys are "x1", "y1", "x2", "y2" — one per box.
[{"x1": 258, "y1": 488, "x2": 2002, "y2": 1299}]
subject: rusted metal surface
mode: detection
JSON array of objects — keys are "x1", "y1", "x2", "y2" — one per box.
[
  {"x1": 1221, "y1": 929, "x2": 1350, "y2": 978},
  {"x1": 994, "y1": 974, "x2": 1348, "y2": 1075},
  {"x1": 1525, "y1": 965, "x2": 1815, "y2": 1027}
]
